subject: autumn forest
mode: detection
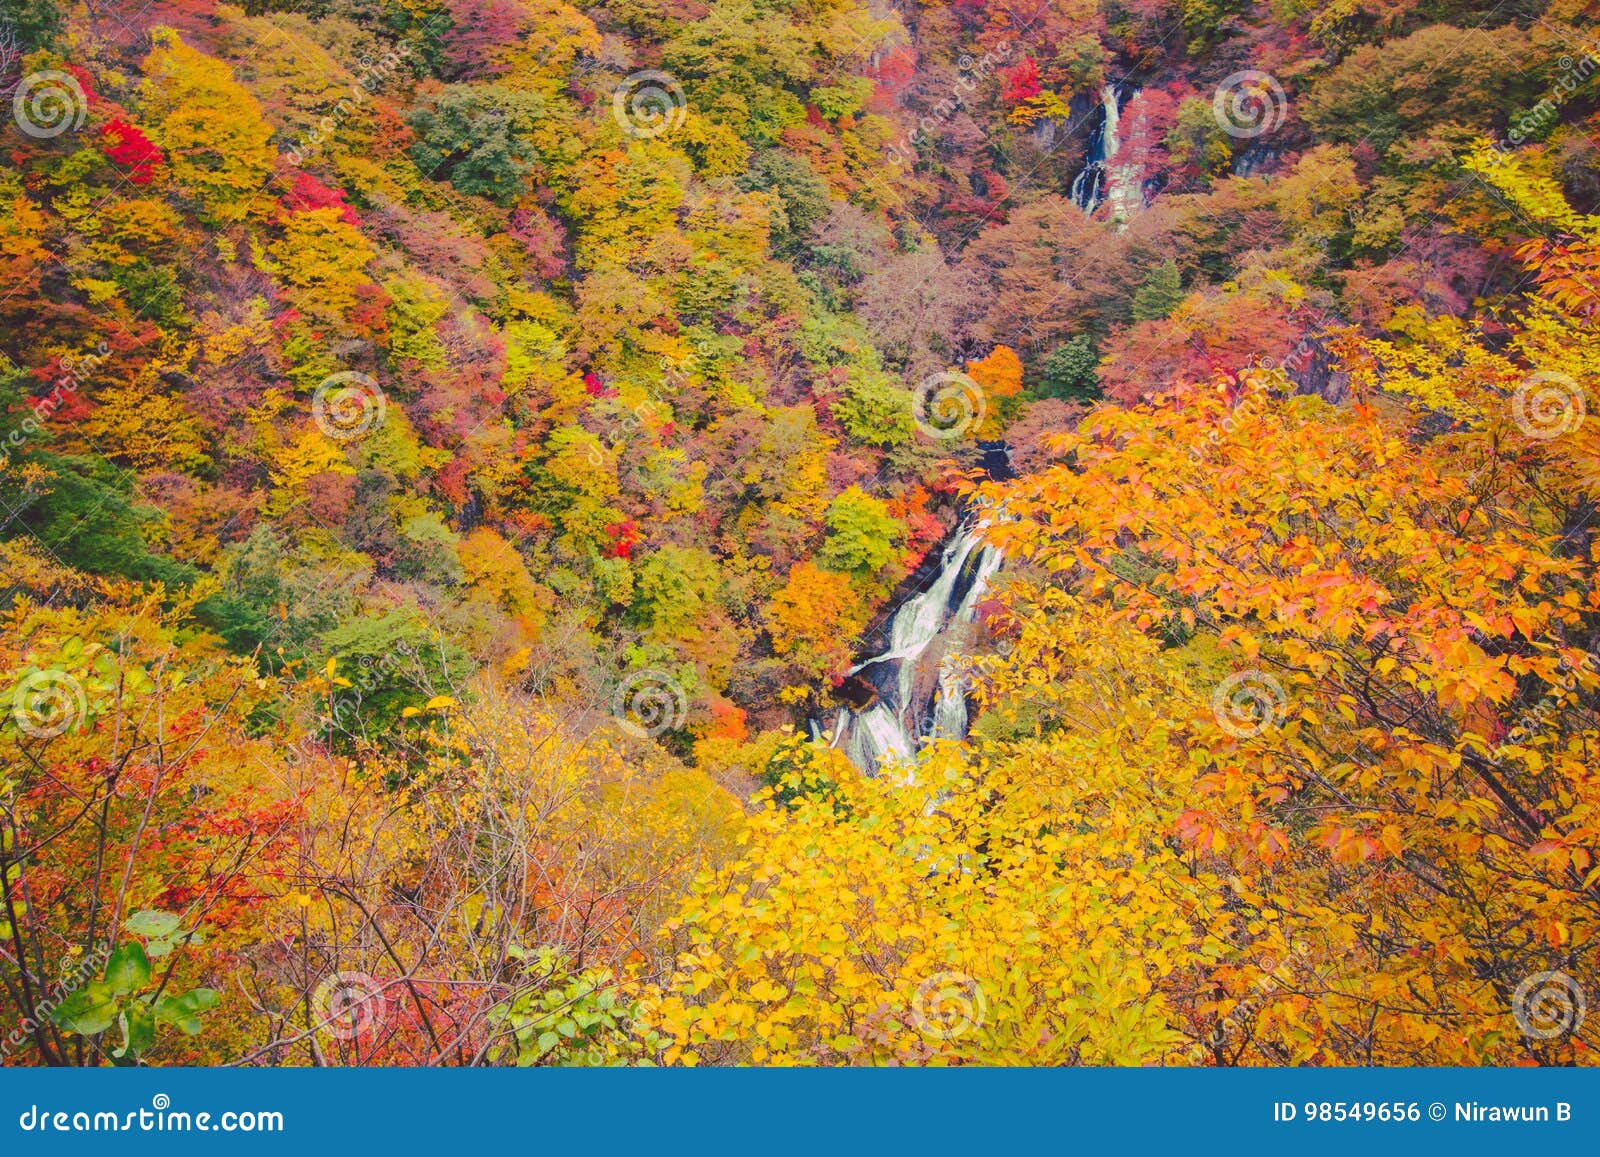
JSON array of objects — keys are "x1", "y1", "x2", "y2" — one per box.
[{"x1": 0, "y1": 0, "x2": 1598, "y2": 1067}]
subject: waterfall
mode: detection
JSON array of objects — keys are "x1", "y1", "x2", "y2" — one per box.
[
  {"x1": 1103, "y1": 88, "x2": 1146, "y2": 224},
  {"x1": 830, "y1": 519, "x2": 1004, "y2": 777},
  {"x1": 1071, "y1": 84, "x2": 1146, "y2": 224},
  {"x1": 1101, "y1": 83, "x2": 1122, "y2": 176},
  {"x1": 1070, "y1": 83, "x2": 1122, "y2": 213}
]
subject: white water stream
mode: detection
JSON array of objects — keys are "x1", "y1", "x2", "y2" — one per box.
[
  {"x1": 1071, "y1": 83, "x2": 1145, "y2": 224},
  {"x1": 831, "y1": 521, "x2": 1004, "y2": 776}
]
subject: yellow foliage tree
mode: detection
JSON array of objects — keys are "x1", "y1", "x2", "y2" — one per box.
[
  {"x1": 266, "y1": 208, "x2": 379, "y2": 327},
  {"x1": 139, "y1": 28, "x2": 277, "y2": 221},
  {"x1": 765, "y1": 560, "x2": 869, "y2": 690}
]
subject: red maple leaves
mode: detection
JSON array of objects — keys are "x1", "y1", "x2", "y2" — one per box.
[{"x1": 100, "y1": 118, "x2": 164, "y2": 184}]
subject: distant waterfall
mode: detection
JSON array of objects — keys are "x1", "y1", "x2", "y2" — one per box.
[
  {"x1": 831, "y1": 520, "x2": 1004, "y2": 777},
  {"x1": 1070, "y1": 82, "x2": 1123, "y2": 212},
  {"x1": 1071, "y1": 84, "x2": 1145, "y2": 223},
  {"x1": 1103, "y1": 89, "x2": 1147, "y2": 224}
]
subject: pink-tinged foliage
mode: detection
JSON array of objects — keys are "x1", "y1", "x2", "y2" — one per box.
[
  {"x1": 1105, "y1": 88, "x2": 1175, "y2": 187},
  {"x1": 441, "y1": 0, "x2": 531, "y2": 80},
  {"x1": 508, "y1": 204, "x2": 569, "y2": 280},
  {"x1": 1339, "y1": 227, "x2": 1493, "y2": 324}
]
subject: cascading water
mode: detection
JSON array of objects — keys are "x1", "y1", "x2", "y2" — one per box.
[
  {"x1": 1070, "y1": 82, "x2": 1123, "y2": 212},
  {"x1": 831, "y1": 517, "x2": 1004, "y2": 777},
  {"x1": 1103, "y1": 88, "x2": 1146, "y2": 224},
  {"x1": 1071, "y1": 84, "x2": 1146, "y2": 223}
]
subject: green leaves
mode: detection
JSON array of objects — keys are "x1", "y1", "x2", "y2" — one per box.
[
  {"x1": 123, "y1": 909, "x2": 182, "y2": 938},
  {"x1": 47, "y1": 913, "x2": 218, "y2": 1059},
  {"x1": 817, "y1": 486, "x2": 906, "y2": 583},
  {"x1": 489, "y1": 947, "x2": 643, "y2": 1066},
  {"x1": 51, "y1": 983, "x2": 119, "y2": 1036},
  {"x1": 124, "y1": 909, "x2": 200, "y2": 958},
  {"x1": 155, "y1": 988, "x2": 220, "y2": 1036},
  {"x1": 406, "y1": 86, "x2": 550, "y2": 204},
  {"x1": 105, "y1": 941, "x2": 151, "y2": 995},
  {"x1": 113, "y1": 1001, "x2": 155, "y2": 1060}
]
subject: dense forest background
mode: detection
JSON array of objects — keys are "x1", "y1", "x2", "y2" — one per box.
[{"x1": 1, "y1": 0, "x2": 1598, "y2": 1065}]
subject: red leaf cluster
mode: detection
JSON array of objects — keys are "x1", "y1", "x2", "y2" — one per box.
[{"x1": 100, "y1": 118, "x2": 163, "y2": 184}]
